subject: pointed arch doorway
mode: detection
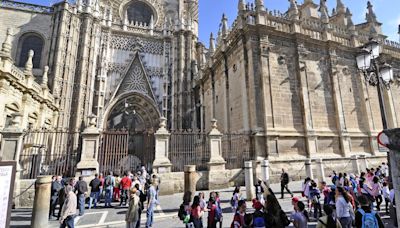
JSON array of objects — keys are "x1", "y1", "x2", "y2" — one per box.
[{"x1": 99, "y1": 93, "x2": 160, "y2": 174}]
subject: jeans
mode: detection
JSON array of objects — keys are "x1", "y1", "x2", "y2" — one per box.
[
  {"x1": 339, "y1": 217, "x2": 353, "y2": 228},
  {"x1": 192, "y1": 217, "x2": 203, "y2": 228},
  {"x1": 78, "y1": 194, "x2": 85, "y2": 216},
  {"x1": 146, "y1": 204, "x2": 155, "y2": 227},
  {"x1": 49, "y1": 196, "x2": 59, "y2": 217},
  {"x1": 60, "y1": 215, "x2": 75, "y2": 228},
  {"x1": 313, "y1": 202, "x2": 322, "y2": 218},
  {"x1": 89, "y1": 191, "x2": 100, "y2": 209},
  {"x1": 105, "y1": 188, "x2": 113, "y2": 207},
  {"x1": 120, "y1": 189, "x2": 129, "y2": 206}
]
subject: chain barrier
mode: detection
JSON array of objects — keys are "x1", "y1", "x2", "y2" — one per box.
[{"x1": 13, "y1": 181, "x2": 35, "y2": 199}]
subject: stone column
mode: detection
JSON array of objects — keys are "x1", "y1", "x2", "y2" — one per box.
[
  {"x1": 305, "y1": 159, "x2": 314, "y2": 180},
  {"x1": 359, "y1": 155, "x2": 368, "y2": 172},
  {"x1": 31, "y1": 175, "x2": 52, "y2": 228},
  {"x1": 351, "y1": 155, "x2": 360, "y2": 174},
  {"x1": 261, "y1": 160, "x2": 270, "y2": 183},
  {"x1": 244, "y1": 161, "x2": 255, "y2": 200},
  {"x1": 389, "y1": 150, "x2": 400, "y2": 224},
  {"x1": 207, "y1": 119, "x2": 228, "y2": 189},
  {"x1": 184, "y1": 165, "x2": 197, "y2": 195},
  {"x1": 1, "y1": 113, "x2": 24, "y2": 208},
  {"x1": 76, "y1": 115, "x2": 100, "y2": 177},
  {"x1": 315, "y1": 158, "x2": 325, "y2": 182},
  {"x1": 152, "y1": 117, "x2": 172, "y2": 173},
  {"x1": 254, "y1": 131, "x2": 266, "y2": 161}
]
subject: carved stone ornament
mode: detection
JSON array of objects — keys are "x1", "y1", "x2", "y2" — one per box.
[{"x1": 117, "y1": 0, "x2": 165, "y2": 28}]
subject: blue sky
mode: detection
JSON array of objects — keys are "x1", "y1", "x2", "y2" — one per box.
[{"x1": 21, "y1": 0, "x2": 400, "y2": 45}]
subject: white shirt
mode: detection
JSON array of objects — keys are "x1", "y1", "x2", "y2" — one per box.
[
  {"x1": 381, "y1": 164, "x2": 389, "y2": 176},
  {"x1": 390, "y1": 189, "x2": 395, "y2": 204},
  {"x1": 335, "y1": 196, "x2": 351, "y2": 218},
  {"x1": 382, "y1": 186, "x2": 390, "y2": 198}
]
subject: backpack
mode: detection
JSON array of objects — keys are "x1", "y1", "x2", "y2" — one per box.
[
  {"x1": 253, "y1": 212, "x2": 266, "y2": 227},
  {"x1": 358, "y1": 208, "x2": 379, "y2": 228},
  {"x1": 214, "y1": 202, "x2": 223, "y2": 221},
  {"x1": 178, "y1": 204, "x2": 186, "y2": 221}
]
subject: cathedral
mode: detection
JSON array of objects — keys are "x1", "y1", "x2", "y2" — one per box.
[{"x1": 1, "y1": 0, "x2": 400, "y2": 201}]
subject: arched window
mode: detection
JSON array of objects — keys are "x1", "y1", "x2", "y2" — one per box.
[
  {"x1": 127, "y1": 1, "x2": 154, "y2": 25},
  {"x1": 18, "y1": 34, "x2": 44, "y2": 68}
]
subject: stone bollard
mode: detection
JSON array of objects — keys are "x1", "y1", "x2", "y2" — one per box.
[
  {"x1": 359, "y1": 155, "x2": 368, "y2": 172},
  {"x1": 315, "y1": 158, "x2": 325, "y2": 182},
  {"x1": 261, "y1": 160, "x2": 270, "y2": 183},
  {"x1": 244, "y1": 161, "x2": 255, "y2": 201},
  {"x1": 184, "y1": 165, "x2": 197, "y2": 196},
  {"x1": 31, "y1": 175, "x2": 52, "y2": 228},
  {"x1": 305, "y1": 159, "x2": 314, "y2": 180},
  {"x1": 351, "y1": 155, "x2": 360, "y2": 174}
]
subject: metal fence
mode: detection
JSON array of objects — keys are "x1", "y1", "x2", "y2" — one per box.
[
  {"x1": 169, "y1": 130, "x2": 210, "y2": 172},
  {"x1": 19, "y1": 129, "x2": 80, "y2": 179},
  {"x1": 222, "y1": 133, "x2": 254, "y2": 169},
  {"x1": 98, "y1": 130, "x2": 155, "y2": 175}
]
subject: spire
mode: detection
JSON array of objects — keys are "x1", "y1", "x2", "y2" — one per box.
[
  {"x1": 288, "y1": 0, "x2": 299, "y2": 20},
  {"x1": 149, "y1": 15, "x2": 154, "y2": 35},
  {"x1": 221, "y1": 14, "x2": 228, "y2": 36},
  {"x1": 209, "y1": 33, "x2": 215, "y2": 54},
  {"x1": 24, "y1": 50, "x2": 34, "y2": 76},
  {"x1": 366, "y1": 1, "x2": 377, "y2": 23},
  {"x1": 42, "y1": 66, "x2": 49, "y2": 87},
  {"x1": 238, "y1": 0, "x2": 246, "y2": 12},
  {"x1": 346, "y1": 7, "x2": 354, "y2": 29},
  {"x1": 319, "y1": 0, "x2": 329, "y2": 23},
  {"x1": 303, "y1": 0, "x2": 314, "y2": 4},
  {"x1": 255, "y1": 0, "x2": 264, "y2": 11},
  {"x1": 1, "y1": 28, "x2": 13, "y2": 59},
  {"x1": 336, "y1": 0, "x2": 346, "y2": 15}
]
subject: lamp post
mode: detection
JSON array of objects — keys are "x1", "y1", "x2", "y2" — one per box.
[{"x1": 356, "y1": 39, "x2": 400, "y2": 223}]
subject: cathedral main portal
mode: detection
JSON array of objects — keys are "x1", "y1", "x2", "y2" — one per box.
[{"x1": 98, "y1": 93, "x2": 159, "y2": 174}]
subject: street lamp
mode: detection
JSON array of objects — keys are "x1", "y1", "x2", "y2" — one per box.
[{"x1": 356, "y1": 38, "x2": 393, "y2": 130}]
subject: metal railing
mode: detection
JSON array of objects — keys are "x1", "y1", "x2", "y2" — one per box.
[
  {"x1": 19, "y1": 129, "x2": 79, "y2": 179},
  {"x1": 169, "y1": 130, "x2": 210, "y2": 172},
  {"x1": 222, "y1": 133, "x2": 254, "y2": 169}
]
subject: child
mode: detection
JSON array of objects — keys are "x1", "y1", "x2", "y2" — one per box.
[{"x1": 310, "y1": 181, "x2": 322, "y2": 219}]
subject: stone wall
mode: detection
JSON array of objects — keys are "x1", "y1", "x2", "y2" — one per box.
[{"x1": 16, "y1": 179, "x2": 36, "y2": 208}]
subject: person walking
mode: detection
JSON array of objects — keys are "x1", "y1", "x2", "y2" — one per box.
[
  {"x1": 231, "y1": 186, "x2": 241, "y2": 212},
  {"x1": 382, "y1": 181, "x2": 390, "y2": 214},
  {"x1": 290, "y1": 201, "x2": 308, "y2": 228},
  {"x1": 207, "y1": 196, "x2": 218, "y2": 228},
  {"x1": 316, "y1": 204, "x2": 342, "y2": 228},
  {"x1": 146, "y1": 178, "x2": 159, "y2": 228},
  {"x1": 126, "y1": 185, "x2": 140, "y2": 228},
  {"x1": 89, "y1": 174, "x2": 101, "y2": 209},
  {"x1": 104, "y1": 171, "x2": 115, "y2": 208},
  {"x1": 371, "y1": 176, "x2": 383, "y2": 211},
  {"x1": 231, "y1": 200, "x2": 246, "y2": 228},
  {"x1": 310, "y1": 180, "x2": 322, "y2": 219},
  {"x1": 59, "y1": 185, "x2": 77, "y2": 228},
  {"x1": 355, "y1": 195, "x2": 384, "y2": 228},
  {"x1": 120, "y1": 171, "x2": 132, "y2": 207},
  {"x1": 75, "y1": 176, "x2": 88, "y2": 216},
  {"x1": 50, "y1": 176, "x2": 63, "y2": 219},
  {"x1": 280, "y1": 169, "x2": 293, "y2": 199},
  {"x1": 335, "y1": 187, "x2": 353, "y2": 228},
  {"x1": 191, "y1": 195, "x2": 204, "y2": 228},
  {"x1": 255, "y1": 179, "x2": 265, "y2": 204}
]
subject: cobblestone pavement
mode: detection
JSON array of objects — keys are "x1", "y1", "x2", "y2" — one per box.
[{"x1": 10, "y1": 181, "x2": 396, "y2": 228}]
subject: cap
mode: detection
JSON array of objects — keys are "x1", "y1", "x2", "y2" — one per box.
[
  {"x1": 292, "y1": 197, "x2": 299, "y2": 203},
  {"x1": 253, "y1": 201, "x2": 263, "y2": 210}
]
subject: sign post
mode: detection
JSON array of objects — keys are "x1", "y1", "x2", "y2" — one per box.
[{"x1": 0, "y1": 161, "x2": 16, "y2": 228}]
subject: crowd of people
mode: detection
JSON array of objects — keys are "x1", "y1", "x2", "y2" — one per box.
[
  {"x1": 178, "y1": 162, "x2": 397, "y2": 228},
  {"x1": 48, "y1": 166, "x2": 160, "y2": 228}
]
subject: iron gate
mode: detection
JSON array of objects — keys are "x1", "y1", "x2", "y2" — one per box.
[{"x1": 98, "y1": 130, "x2": 155, "y2": 174}]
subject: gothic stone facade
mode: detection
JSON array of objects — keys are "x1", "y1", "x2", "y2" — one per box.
[
  {"x1": 0, "y1": 0, "x2": 199, "y2": 132},
  {"x1": 196, "y1": 0, "x2": 400, "y2": 162}
]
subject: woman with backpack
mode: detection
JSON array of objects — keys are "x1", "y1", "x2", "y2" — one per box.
[
  {"x1": 316, "y1": 204, "x2": 342, "y2": 228},
  {"x1": 355, "y1": 195, "x2": 384, "y2": 228},
  {"x1": 309, "y1": 181, "x2": 322, "y2": 219}
]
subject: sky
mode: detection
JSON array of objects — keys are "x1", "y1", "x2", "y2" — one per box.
[{"x1": 20, "y1": 0, "x2": 400, "y2": 46}]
